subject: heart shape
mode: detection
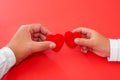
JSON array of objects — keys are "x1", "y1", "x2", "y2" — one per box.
[
  {"x1": 46, "y1": 34, "x2": 64, "y2": 52},
  {"x1": 46, "y1": 31, "x2": 82, "y2": 51},
  {"x1": 64, "y1": 31, "x2": 82, "y2": 48}
]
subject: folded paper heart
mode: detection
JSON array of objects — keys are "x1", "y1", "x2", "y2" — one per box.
[{"x1": 46, "y1": 31, "x2": 82, "y2": 52}]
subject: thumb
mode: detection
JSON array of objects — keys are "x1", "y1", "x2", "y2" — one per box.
[
  {"x1": 32, "y1": 41, "x2": 56, "y2": 52},
  {"x1": 74, "y1": 38, "x2": 92, "y2": 47}
]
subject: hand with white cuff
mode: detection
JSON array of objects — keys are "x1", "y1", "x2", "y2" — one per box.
[
  {"x1": 7, "y1": 24, "x2": 56, "y2": 64},
  {"x1": 73, "y1": 27, "x2": 110, "y2": 57}
]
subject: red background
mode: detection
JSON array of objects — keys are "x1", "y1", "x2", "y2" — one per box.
[{"x1": 0, "y1": 0, "x2": 120, "y2": 80}]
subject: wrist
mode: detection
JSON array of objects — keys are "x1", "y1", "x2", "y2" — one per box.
[
  {"x1": 6, "y1": 45, "x2": 21, "y2": 64},
  {"x1": 106, "y1": 38, "x2": 110, "y2": 57}
]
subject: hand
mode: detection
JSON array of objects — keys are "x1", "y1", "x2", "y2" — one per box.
[
  {"x1": 73, "y1": 27, "x2": 110, "y2": 57},
  {"x1": 7, "y1": 24, "x2": 56, "y2": 63}
]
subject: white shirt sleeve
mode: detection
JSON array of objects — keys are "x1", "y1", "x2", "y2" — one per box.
[
  {"x1": 108, "y1": 39, "x2": 120, "y2": 61},
  {"x1": 0, "y1": 47, "x2": 16, "y2": 79}
]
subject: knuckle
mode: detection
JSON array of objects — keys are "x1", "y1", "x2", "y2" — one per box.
[{"x1": 20, "y1": 25, "x2": 27, "y2": 29}]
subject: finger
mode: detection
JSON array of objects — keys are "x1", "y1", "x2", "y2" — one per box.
[
  {"x1": 33, "y1": 33, "x2": 41, "y2": 38},
  {"x1": 88, "y1": 48, "x2": 93, "y2": 52},
  {"x1": 39, "y1": 34, "x2": 46, "y2": 41},
  {"x1": 31, "y1": 41, "x2": 56, "y2": 52},
  {"x1": 72, "y1": 27, "x2": 93, "y2": 38},
  {"x1": 80, "y1": 46, "x2": 89, "y2": 53},
  {"x1": 29, "y1": 24, "x2": 51, "y2": 35},
  {"x1": 40, "y1": 25, "x2": 51, "y2": 35},
  {"x1": 32, "y1": 32, "x2": 47, "y2": 41},
  {"x1": 72, "y1": 27, "x2": 93, "y2": 33},
  {"x1": 33, "y1": 38, "x2": 41, "y2": 42},
  {"x1": 81, "y1": 46, "x2": 88, "y2": 51},
  {"x1": 32, "y1": 24, "x2": 51, "y2": 35},
  {"x1": 33, "y1": 33, "x2": 47, "y2": 41},
  {"x1": 80, "y1": 48, "x2": 88, "y2": 53},
  {"x1": 74, "y1": 38, "x2": 92, "y2": 47}
]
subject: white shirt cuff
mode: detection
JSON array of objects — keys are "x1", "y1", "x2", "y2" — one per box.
[
  {"x1": 1, "y1": 47, "x2": 16, "y2": 66},
  {"x1": 107, "y1": 39, "x2": 120, "y2": 61},
  {"x1": 0, "y1": 47, "x2": 16, "y2": 79}
]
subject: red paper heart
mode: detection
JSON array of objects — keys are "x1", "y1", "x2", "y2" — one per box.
[
  {"x1": 64, "y1": 31, "x2": 82, "y2": 48},
  {"x1": 46, "y1": 34, "x2": 64, "y2": 52}
]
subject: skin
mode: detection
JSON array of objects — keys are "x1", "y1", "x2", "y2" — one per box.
[
  {"x1": 7, "y1": 24, "x2": 56, "y2": 64},
  {"x1": 73, "y1": 27, "x2": 110, "y2": 57},
  {"x1": 6, "y1": 25, "x2": 110, "y2": 64}
]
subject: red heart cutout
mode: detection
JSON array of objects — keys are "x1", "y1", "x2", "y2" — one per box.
[
  {"x1": 46, "y1": 34, "x2": 64, "y2": 52},
  {"x1": 64, "y1": 31, "x2": 82, "y2": 48}
]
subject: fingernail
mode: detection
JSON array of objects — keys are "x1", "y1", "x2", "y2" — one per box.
[
  {"x1": 49, "y1": 43, "x2": 56, "y2": 49},
  {"x1": 74, "y1": 38, "x2": 79, "y2": 44}
]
